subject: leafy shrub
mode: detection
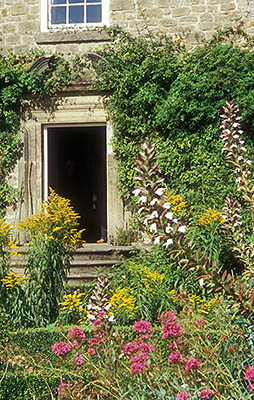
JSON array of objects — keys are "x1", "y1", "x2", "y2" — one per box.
[
  {"x1": 0, "y1": 189, "x2": 84, "y2": 328},
  {"x1": 92, "y1": 28, "x2": 254, "y2": 217},
  {"x1": 0, "y1": 51, "x2": 72, "y2": 215}
]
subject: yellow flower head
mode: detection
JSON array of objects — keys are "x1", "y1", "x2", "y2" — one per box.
[
  {"x1": 199, "y1": 209, "x2": 226, "y2": 226},
  {"x1": 1, "y1": 272, "x2": 29, "y2": 289},
  {"x1": 59, "y1": 292, "x2": 86, "y2": 313},
  {"x1": 18, "y1": 188, "x2": 84, "y2": 247},
  {"x1": 109, "y1": 287, "x2": 136, "y2": 316},
  {"x1": 142, "y1": 266, "x2": 164, "y2": 293},
  {"x1": 164, "y1": 190, "x2": 187, "y2": 214}
]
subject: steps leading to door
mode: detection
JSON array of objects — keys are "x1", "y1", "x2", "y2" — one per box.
[
  {"x1": 68, "y1": 243, "x2": 133, "y2": 283},
  {"x1": 11, "y1": 243, "x2": 135, "y2": 284}
]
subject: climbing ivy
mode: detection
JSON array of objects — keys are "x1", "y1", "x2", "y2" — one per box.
[
  {"x1": 91, "y1": 27, "x2": 254, "y2": 215},
  {"x1": 0, "y1": 50, "x2": 72, "y2": 216}
]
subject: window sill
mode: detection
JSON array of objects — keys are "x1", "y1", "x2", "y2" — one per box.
[{"x1": 35, "y1": 30, "x2": 111, "y2": 44}]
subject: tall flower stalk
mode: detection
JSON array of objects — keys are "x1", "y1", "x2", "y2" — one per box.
[
  {"x1": 220, "y1": 101, "x2": 254, "y2": 277},
  {"x1": 132, "y1": 102, "x2": 254, "y2": 315}
]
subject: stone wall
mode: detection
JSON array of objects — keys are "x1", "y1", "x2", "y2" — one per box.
[{"x1": 0, "y1": 1, "x2": 254, "y2": 54}]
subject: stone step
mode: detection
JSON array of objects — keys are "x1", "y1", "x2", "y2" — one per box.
[{"x1": 10, "y1": 243, "x2": 136, "y2": 284}]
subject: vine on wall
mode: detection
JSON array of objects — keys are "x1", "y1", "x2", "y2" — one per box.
[
  {"x1": 0, "y1": 50, "x2": 72, "y2": 216},
  {"x1": 91, "y1": 27, "x2": 254, "y2": 218}
]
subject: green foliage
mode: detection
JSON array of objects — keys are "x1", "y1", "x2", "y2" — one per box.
[
  {"x1": 0, "y1": 374, "x2": 59, "y2": 400},
  {"x1": 0, "y1": 190, "x2": 84, "y2": 328},
  {"x1": 0, "y1": 51, "x2": 72, "y2": 215},
  {"x1": 92, "y1": 28, "x2": 254, "y2": 215},
  {"x1": 109, "y1": 246, "x2": 202, "y2": 324}
]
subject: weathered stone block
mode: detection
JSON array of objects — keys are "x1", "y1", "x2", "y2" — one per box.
[
  {"x1": 220, "y1": 3, "x2": 236, "y2": 12},
  {"x1": 199, "y1": 22, "x2": 218, "y2": 31},
  {"x1": 171, "y1": 7, "x2": 191, "y2": 17},
  {"x1": 143, "y1": 8, "x2": 163, "y2": 18},
  {"x1": 200, "y1": 13, "x2": 214, "y2": 22},
  {"x1": 206, "y1": 0, "x2": 223, "y2": 4},
  {"x1": 1, "y1": 8, "x2": 9, "y2": 17},
  {"x1": 6, "y1": 33, "x2": 21, "y2": 44},
  {"x1": 161, "y1": 17, "x2": 177, "y2": 26},
  {"x1": 3, "y1": 23, "x2": 17, "y2": 33},
  {"x1": 111, "y1": 0, "x2": 134, "y2": 11},
  {"x1": 5, "y1": 0, "x2": 19, "y2": 4},
  {"x1": 111, "y1": 11, "x2": 127, "y2": 21},
  {"x1": 191, "y1": 5, "x2": 207, "y2": 13},
  {"x1": 180, "y1": 16, "x2": 198, "y2": 24},
  {"x1": 156, "y1": 0, "x2": 171, "y2": 7},
  {"x1": 10, "y1": 5, "x2": 25, "y2": 16},
  {"x1": 207, "y1": 5, "x2": 219, "y2": 12},
  {"x1": 18, "y1": 21, "x2": 39, "y2": 34},
  {"x1": 138, "y1": 0, "x2": 154, "y2": 7}
]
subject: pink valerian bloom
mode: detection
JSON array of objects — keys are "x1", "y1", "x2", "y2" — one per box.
[
  {"x1": 244, "y1": 368, "x2": 254, "y2": 382},
  {"x1": 139, "y1": 342, "x2": 155, "y2": 353},
  {"x1": 130, "y1": 360, "x2": 148, "y2": 374},
  {"x1": 67, "y1": 326, "x2": 85, "y2": 344},
  {"x1": 130, "y1": 352, "x2": 149, "y2": 374},
  {"x1": 134, "y1": 320, "x2": 152, "y2": 335},
  {"x1": 168, "y1": 351, "x2": 185, "y2": 364},
  {"x1": 247, "y1": 382, "x2": 254, "y2": 392},
  {"x1": 52, "y1": 341, "x2": 77, "y2": 356},
  {"x1": 75, "y1": 353, "x2": 84, "y2": 366},
  {"x1": 176, "y1": 392, "x2": 191, "y2": 400},
  {"x1": 194, "y1": 319, "x2": 207, "y2": 328},
  {"x1": 185, "y1": 358, "x2": 201, "y2": 371},
  {"x1": 200, "y1": 389, "x2": 213, "y2": 399},
  {"x1": 87, "y1": 347, "x2": 96, "y2": 355},
  {"x1": 158, "y1": 311, "x2": 178, "y2": 324},
  {"x1": 162, "y1": 320, "x2": 183, "y2": 339},
  {"x1": 123, "y1": 341, "x2": 140, "y2": 355},
  {"x1": 124, "y1": 322, "x2": 156, "y2": 375},
  {"x1": 131, "y1": 352, "x2": 149, "y2": 363}
]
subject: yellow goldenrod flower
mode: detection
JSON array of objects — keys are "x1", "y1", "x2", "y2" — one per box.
[
  {"x1": 168, "y1": 289, "x2": 178, "y2": 303},
  {"x1": 164, "y1": 190, "x2": 187, "y2": 214},
  {"x1": 142, "y1": 266, "x2": 164, "y2": 292},
  {"x1": 109, "y1": 287, "x2": 136, "y2": 316},
  {"x1": 59, "y1": 292, "x2": 86, "y2": 313},
  {"x1": 18, "y1": 188, "x2": 84, "y2": 248},
  {"x1": 1, "y1": 272, "x2": 29, "y2": 289},
  {"x1": 199, "y1": 209, "x2": 226, "y2": 226}
]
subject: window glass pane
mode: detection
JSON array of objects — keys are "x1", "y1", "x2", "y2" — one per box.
[
  {"x1": 51, "y1": 0, "x2": 66, "y2": 4},
  {"x1": 86, "y1": 4, "x2": 101, "y2": 22},
  {"x1": 69, "y1": 6, "x2": 84, "y2": 23},
  {"x1": 87, "y1": 0, "x2": 101, "y2": 3},
  {"x1": 51, "y1": 6, "x2": 66, "y2": 24},
  {"x1": 69, "y1": 0, "x2": 84, "y2": 3}
]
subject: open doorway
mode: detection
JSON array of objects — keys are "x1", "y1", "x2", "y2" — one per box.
[{"x1": 47, "y1": 126, "x2": 107, "y2": 243}]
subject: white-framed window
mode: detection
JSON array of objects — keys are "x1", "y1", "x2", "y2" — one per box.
[{"x1": 40, "y1": 0, "x2": 109, "y2": 32}]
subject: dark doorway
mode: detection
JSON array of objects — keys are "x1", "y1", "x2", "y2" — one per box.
[{"x1": 47, "y1": 126, "x2": 107, "y2": 243}]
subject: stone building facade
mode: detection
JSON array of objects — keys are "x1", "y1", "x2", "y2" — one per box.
[{"x1": 1, "y1": 0, "x2": 254, "y2": 242}]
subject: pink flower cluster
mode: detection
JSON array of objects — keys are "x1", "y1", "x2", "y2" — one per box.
[
  {"x1": 52, "y1": 326, "x2": 86, "y2": 366},
  {"x1": 58, "y1": 379, "x2": 84, "y2": 400},
  {"x1": 159, "y1": 311, "x2": 183, "y2": 339},
  {"x1": 176, "y1": 392, "x2": 190, "y2": 400},
  {"x1": 168, "y1": 350, "x2": 185, "y2": 364},
  {"x1": 123, "y1": 320, "x2": 155, "y2": 375},
  {"x1": 185, "y1": 358, "x2": 201, "y2": 372},
  {"x1": 159, "y1": 311, "x2": 202, "y2": 377},
  {"x1": 200, "y1": 389, "x2": 213, "y2": 399},
  {"x1": 52, "y1": 340, "x2": 78, "y2": 356},
  {"x1": 67, "y1": 326, "x2": 85, "y2": 344},
  {"x1": 87, "y1": 310, "x2": 108, "y2": 355},
  {"x1": 133, "y1": 320, "x2": 152, "y2": 335},
  {"x1": 244, "y1": 367, "x2": 254, "y2": 392}
]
